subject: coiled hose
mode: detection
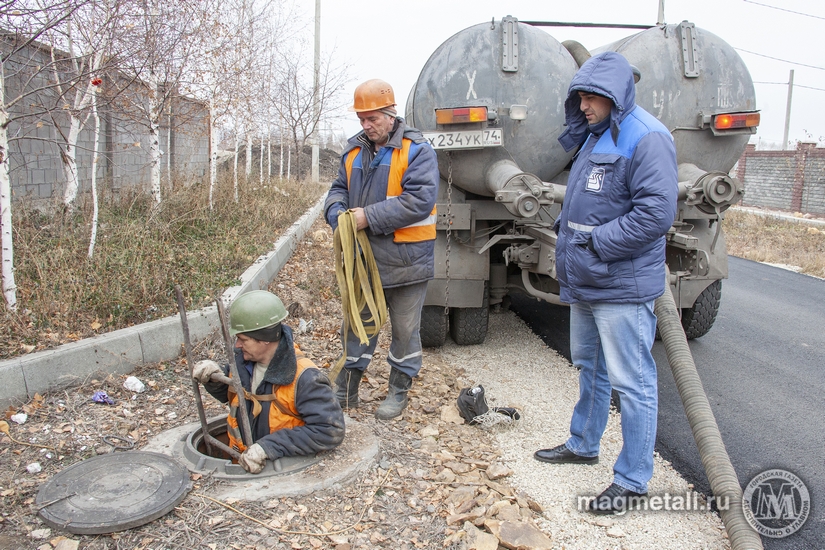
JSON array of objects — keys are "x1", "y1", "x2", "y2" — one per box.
[
  {"x1": 329, "y1": 210, "x2": 387, "y2": 382},
  {"x1": 655, "y1": 275, "x2": 763, "y2": 550}
]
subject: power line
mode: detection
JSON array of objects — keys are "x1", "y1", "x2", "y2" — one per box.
[
  {"x1": 753, "y1": 81, "x2": 825, "y2": 93},
  {"x1": 743, "y1": 0, "x2": 825, "y2": 21},
  {"x1": 735, "y1": 48, "x2": 825, "y2": 71}
]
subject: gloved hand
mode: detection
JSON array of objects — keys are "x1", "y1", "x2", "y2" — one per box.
[
  {"x1": 238, "y1": 443, "x2": 268, "y2": 474},
  {"x1": 192, "y1": 360, "x2": 221, "y2": 384},
  {"x1": 327, "y1": 204, "x2": 346, "y2": 232}
]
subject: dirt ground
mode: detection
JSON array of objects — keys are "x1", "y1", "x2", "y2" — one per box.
[{"x1": 0, "y1": 219, "x2": 542, "y2": 550}]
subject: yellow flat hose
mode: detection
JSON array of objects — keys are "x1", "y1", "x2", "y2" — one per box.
[{"x1": 329, "y1": 210, "x2": 387, "y2": 381}]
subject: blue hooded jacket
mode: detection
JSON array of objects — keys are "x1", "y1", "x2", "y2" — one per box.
[{"x1": 555, "y1": 52, "x2": 678, "y2": 304}]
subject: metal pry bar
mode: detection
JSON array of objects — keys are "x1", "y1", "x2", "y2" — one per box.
[
  {"x1": 216, "y1": 294, "x2": 255, "y2": 448},
  {"x1": 174, "y1": 285, "x2": 214, "y2": 457}
]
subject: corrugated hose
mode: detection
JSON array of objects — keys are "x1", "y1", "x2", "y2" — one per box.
[{"x1": 655, "y1": 271, "x2": 763, "y2": 550}]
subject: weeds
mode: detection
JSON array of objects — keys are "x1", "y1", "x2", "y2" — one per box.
[
  {"x1": 723, "y1": 208, "x2": 825, "y2": 279},
  {"x1": 1, "y1": 175, "x2": 326, "y2": 359},
  {"x1": 3, "y1": 192, "x2": 822, "y2": 361}
]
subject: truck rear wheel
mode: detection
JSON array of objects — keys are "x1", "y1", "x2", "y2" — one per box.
[
  {"x1": 420, "y1": 306, "x2": 448, "y2": 348},
  {"x1": 681, "y1": 279, "x2": 722, "y2": 339},
  {"x1": 449, "y1": 288, "x2": 489, "y2": 346}
]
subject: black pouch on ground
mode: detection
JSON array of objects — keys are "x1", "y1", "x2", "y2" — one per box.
[{"x1": 456, "y1": 385, "x2": 489, "y2": 424}]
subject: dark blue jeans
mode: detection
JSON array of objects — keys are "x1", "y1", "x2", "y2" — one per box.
[{"x1": 565, "y1": 300, "x2": 658, "y2": 493}]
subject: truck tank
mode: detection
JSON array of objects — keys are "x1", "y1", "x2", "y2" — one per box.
[
  {"x1": 407, "y1": 16, "x2": 758, "y2": 347},
  {"x1": 406, "y1": 18, "x2": 579, "y2": 193}
]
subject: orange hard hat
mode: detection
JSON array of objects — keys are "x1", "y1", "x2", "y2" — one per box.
[{"x1": 349, "y1": 79, "x2": 396, "y2": 112}]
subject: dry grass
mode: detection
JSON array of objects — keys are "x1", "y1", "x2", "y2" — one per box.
[
  {"x1": 723, "y1": 208, "x2": 825, "y2": 279},
  {"x1": 3, "y1": 193, "x2": 823, "y2": 361},
  {"x1": 1, "y1": 175, "x2": 327, "y2": 360}
]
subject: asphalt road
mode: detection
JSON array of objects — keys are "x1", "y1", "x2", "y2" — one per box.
[{"x1": 509, "y1": 256, "x2": 824, "y2": 549}]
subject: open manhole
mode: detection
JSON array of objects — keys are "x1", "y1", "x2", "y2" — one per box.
[
  {"x1": 142, "y1": 415, "x2": 379, "y2": 500},
  {"x1": 182, "y1": 417, "x2": 321, "y2": 481}
]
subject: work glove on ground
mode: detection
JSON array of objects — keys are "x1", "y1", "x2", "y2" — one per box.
[
  {"x1": 192, "y1": 360, "x2": 222, "y2": 384},
  {"x1": 238, "y1": 443, "x2": 268, "y2": 474}
]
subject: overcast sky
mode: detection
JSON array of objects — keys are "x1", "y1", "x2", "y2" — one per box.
[{"x1": 300, "y1": 0, "x2": 824, "y2": 148}]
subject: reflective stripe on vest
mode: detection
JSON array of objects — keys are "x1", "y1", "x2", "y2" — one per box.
[
  {"x1": 226, "y1": 346, "x2": 312, "y2": 453},
  {"x1": 344, "y1": 138, "x2": 437, "y2": 243}
]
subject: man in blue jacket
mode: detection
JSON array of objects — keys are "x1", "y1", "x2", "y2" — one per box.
[
  {"x1": 324, "y1": 79, "x2": 439, "y2": 420},
  {"x1": 533, "y1": 52, "x2": 678, "y2": 514}
]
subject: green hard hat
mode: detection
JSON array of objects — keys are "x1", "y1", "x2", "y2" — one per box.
[{"x1": 229, "y1": 290, "x2": 288, "y2": 336}]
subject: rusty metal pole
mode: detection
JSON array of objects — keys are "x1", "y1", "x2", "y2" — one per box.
[
  {"x1": 216, "y1": 295, "x2": 255, "y2": 448},
  {"x1": 174, "y1": 285, "x2": 214, "y2": 456}
]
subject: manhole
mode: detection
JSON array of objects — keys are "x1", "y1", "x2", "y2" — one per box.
[
  {"x1": 143, "y1": 415, "x2": 379, "y2": 501},
  {"x1": 36, "y1": 451, "x2": 190, "y2": 534},
  {"x1": 182, "y1": 417, "x2": 320, "y2": 481}
]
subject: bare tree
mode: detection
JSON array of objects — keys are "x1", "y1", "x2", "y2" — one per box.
[
  {"x1": 0, "y1": 0, "x2": 90, "y2": 310},
  {"x1": 36, "y1": 0, "x2": 126, "y2": 210},
  {"x1": 179, "y1": 0, "x2": 290, "y2": 208},
  {"x1": 272, "y1": 40, "x2": 350, "y2": 180}
]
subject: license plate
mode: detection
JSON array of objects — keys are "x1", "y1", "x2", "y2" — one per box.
[{"x1": 423, "y1": 129, "x2": 502, "y2": 150}]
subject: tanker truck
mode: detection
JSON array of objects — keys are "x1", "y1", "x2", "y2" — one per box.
[{"x1": 405, "y1": 16, "x2": 758, "y2": 347}]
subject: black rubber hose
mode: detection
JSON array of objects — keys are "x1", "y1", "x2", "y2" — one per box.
[{"x1": 655, "y1": 279, "x2": 763, "y2": 550}]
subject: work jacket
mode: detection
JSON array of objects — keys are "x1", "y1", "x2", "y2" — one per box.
[
  {"x1": 555, "y1": 52, "x2": 678, "y2": 304},
  {"x1": 324, "y1": 117, "x2": 439, "y2": 288},
  {"x1": 204, "y1": 325, "x2": 345, "y2": 459}
]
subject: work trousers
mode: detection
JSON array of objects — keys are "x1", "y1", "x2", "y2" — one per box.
[{"x1": 340, "y1": 280, "x2": 428, "y2": 379}]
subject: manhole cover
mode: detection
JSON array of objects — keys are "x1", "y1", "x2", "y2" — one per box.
[{"x1": 36, "y1": 451, "x2": 191, "y2": 534}]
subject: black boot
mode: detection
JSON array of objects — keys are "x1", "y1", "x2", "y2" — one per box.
[
  {"x1": 375, "y1": 368, "x2": 412, "y2": 420},
  {"x1": 334, "y1": 368, "x2": 363, "y2": 409}
]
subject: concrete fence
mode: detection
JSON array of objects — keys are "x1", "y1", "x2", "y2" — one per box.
[
  {"x1": 736, "y1": 142, "x2": 825, "y2": 216},
  {"x1": 2, "y1": 34, "x2": 210, "y2": 202}
]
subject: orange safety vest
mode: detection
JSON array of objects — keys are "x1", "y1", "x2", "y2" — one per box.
[
  {"x1": 344, "y1": 137, "x2": 437, "y2": 243},
  {"x1": 226, "y1": 345, "x2": 313, "y2": 453}
]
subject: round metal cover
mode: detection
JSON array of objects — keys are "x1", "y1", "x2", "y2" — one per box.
[{"x1": 36, "y1": 451, "x2": 191, "y2": 534}]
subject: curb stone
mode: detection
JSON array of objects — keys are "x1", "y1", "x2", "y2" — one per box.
[{"x1": 0, "y1": 196, "x2": 325, "y2": 409}]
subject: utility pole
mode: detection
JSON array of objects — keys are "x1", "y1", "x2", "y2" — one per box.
[
  {"x1": 657, "y1": 0, "x2": 665, "y2": 25},
  {"x1": 311, "y1": 0, "x2": 321, "y2": 182},
  {"x1": 782, "y1": 69, "x2": 794, "y2": 150}
]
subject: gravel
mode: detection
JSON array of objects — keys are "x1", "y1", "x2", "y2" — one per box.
[{"x1": 436, "y1": 311, "x2": 732, "y2": 549}]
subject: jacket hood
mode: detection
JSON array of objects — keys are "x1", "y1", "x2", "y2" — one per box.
[{"x1": 558, "y1": 52, "x2": 637, "y2": 152}]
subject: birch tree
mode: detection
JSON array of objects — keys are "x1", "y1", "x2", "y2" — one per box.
[
  {"x1": 38, "y1": 0, "x2": 124, "y2": 209},
  {"x1": 108, "y1": 0, "x2": 205, "y2": 204},
  {"x1": 0, "y1": 0, "x2": 88, "y2": 310},
  {"x1": 180, "y1": 0, "x2": 297, "y2": 207},
  {"x1": 87, "y1": 76, "x2": 101, "y2": 257}
]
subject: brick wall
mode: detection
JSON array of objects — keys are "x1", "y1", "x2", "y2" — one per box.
[
  {"x1": 3, "y1": 38, "x2": 209, "y2": 202},
  {"x1": 737, "y1": 142, "x2": 825, "y2": 215}
]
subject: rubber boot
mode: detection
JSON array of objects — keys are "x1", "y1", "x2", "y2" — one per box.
[
  {"x1": 334, "y1": 368, "x2": 363, "y2": 409},
  {"x1": 375, "y1": 368, "x2": 412, "y2": 420}
]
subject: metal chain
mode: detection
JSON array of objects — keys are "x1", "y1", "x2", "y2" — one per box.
[{"x1": 445, "y1": 152, "x2": 453, "y2": 316}]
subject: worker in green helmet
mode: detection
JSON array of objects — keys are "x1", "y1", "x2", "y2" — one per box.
[{"x1": 193, "y1": 290, "x2": 345, "y2": 474}]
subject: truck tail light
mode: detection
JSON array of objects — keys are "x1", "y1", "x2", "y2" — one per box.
[
  {"x1": 714, "y1": 112, "x2": 760, "y2": 130},
  {"x1": 435, "y1": 107, "x2": 487, "y2": 124}
]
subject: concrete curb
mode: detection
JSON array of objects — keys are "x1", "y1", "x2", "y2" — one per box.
[{"x1": 0, "y1": 196, "x2": 326, "y2": 410}]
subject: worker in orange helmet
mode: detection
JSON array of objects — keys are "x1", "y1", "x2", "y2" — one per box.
[{"x1": 324, "y1": 79, "x2": 440, "y2": 420}]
